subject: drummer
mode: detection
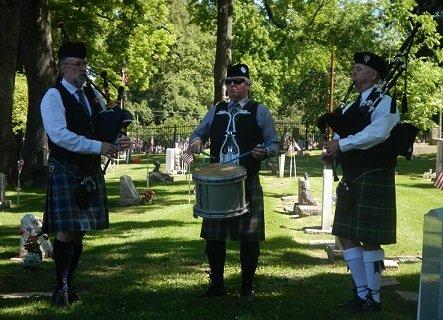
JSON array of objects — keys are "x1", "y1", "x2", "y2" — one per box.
[{"x1": 187, "y1": 63, "x2": 280, "y2": 301}]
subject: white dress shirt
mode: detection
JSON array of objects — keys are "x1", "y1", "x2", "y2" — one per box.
[
  {"x1": 335, "y1": 86, "x2": 400, "y2": 152},
  {"x1": 40, "y1": 78, "x2": 104, "y2": 154},
  {"x1": 189, "y1": 97, "x2": 280, "y2": 158}
]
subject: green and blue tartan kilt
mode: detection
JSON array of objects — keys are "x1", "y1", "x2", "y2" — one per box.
[
  {"x1": 43, "y1": 158, "x2": 109, "y2": 233},
  {"x1": 332, "y1": 168, "x2": 396, "y2": 245},
  {"x1": 200, "y1": 174, "x2": 265, "y2": 242}
]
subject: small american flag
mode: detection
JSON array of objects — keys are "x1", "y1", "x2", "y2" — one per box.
[
  {"x1": 435, "y1": 171, "x2": 443, "y2": 190},
  {"x1": 17, "y1": 159, "x2": 24, "y2": 174},
  {"x1": 182, "y1": 152, "x2": 194, "y2": 164}
]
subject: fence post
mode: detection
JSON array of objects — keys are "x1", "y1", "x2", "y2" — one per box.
[{"x1": 173, "y1": 125, "x2": 177, "y2": 147}]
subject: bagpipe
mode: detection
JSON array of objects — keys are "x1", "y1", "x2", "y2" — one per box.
[
  {"x1": 57, "y1": 23, "x2": 133, "y2": 173},
  {"x1": 317, "y1": 24, "x2": 420, "y2": 164}
]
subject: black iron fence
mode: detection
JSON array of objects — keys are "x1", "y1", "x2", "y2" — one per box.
[{"x1": 134, "y1": 120, "x2": 299, "y2": 152}]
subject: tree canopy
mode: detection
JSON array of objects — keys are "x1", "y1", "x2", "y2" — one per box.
[{"x1": 1, "y1": 0, "x2": 442, "y2": 177}]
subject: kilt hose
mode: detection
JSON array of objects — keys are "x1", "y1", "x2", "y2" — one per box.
[
  {"x1": 200, "y1": 174, "x2": 265, "y2": 242},
  {"x1": 43, "y1": 158, "x2": 109, "y2": 233},
  {"x1": 332, "y1": 167, "x2": 397, "y2": 245}
]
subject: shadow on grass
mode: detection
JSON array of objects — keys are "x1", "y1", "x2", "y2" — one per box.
[
  {"x1": 0, "y1": 262, "x2": 418, "y2": 320},
  {"x1": 0, "y1": 217, "x2": 419, "y2": 320}
]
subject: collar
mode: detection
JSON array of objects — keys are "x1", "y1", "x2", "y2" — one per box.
[
  {"x1": 361, "y1": 86, "x2": 375, "y2": 103},
  {"x1": 61, "y1": 78, "x2": 83, "y2": 95},
  {"x1": 229, "y1": 96, "x2": 249, "y2": 109}
]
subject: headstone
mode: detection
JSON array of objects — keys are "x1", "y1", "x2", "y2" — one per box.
[
  {"x1": 148, "y1": 172, "x2": 173, "y2": 183},
  {"x1": 0, "y1": 173, "x2": 11, "y2": 209},
  {"x1": 279, "y1": 153, "x2": 285, "y2": 178},
  {"x1": 119, "y1": 175, "x2": 140, "y2": 206},
  {"x1": 417, "y1": 208, "x2": 443, "y2": 320},
  {"x1": 296, "y1": 205, "x2": 321, "y2": 217},
  {"x1": 321, "y1": 164, "x2": 334, "y2": 231},
  {"x1": 297, "y1": 175, "x2": 318, "y2": 206},
  {"x1": 165, "y1": 148, "x2": 181, "y2": 175}
]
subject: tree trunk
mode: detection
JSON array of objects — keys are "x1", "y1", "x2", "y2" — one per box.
[
  {"x1": 0, "y1": 0, "x2": 20, "y2": 178},
  {"x1": 19, "y1": 0, "x2": 57, "y2": 183},
  {"x1": 213, "y1": 0, "x2": 233, "y2": 104}
]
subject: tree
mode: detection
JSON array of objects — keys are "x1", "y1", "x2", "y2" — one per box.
[
  {"x1": 0, "y1": 0, "x2": 20, "y2": 178},
  {"x1": 19, "y1": 0, "x2": 57, "y2": 180},
  {"x1": 213, "y1": 0, "x2": 233, "y2": 103}
]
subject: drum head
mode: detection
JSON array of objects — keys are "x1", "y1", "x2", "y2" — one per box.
[{"x1": 193, "y1": 163, "x2": 246, "y2": 183}]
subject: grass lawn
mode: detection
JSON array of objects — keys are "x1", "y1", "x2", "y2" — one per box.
[{"x1": 0, "y1": 152, "x2": 440, "y2": 320}]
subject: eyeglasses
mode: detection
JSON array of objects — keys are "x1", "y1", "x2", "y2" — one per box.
[
  {"x1": 224, "y1": 78, "x2": 246, "y2": 85},
  {"x1": 64, "y1": 61, "x2": 87, "y2": 68}
]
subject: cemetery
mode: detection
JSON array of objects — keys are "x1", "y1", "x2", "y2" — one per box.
[{"x1": 0, "y1": 145, "x2": 441, "y2": 319}]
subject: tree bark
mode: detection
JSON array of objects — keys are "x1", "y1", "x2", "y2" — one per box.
[
  {"x1": 0, "y1": 0, "x2": 20, "y2": 178},
  {"x1": 213, "y1": 0, "x2": 233, "y2": 104},
  {"x1": 19, "y1": 0, "x2": 57, "y2": 181}
]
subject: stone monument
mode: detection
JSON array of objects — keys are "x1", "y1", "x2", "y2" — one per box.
[
  {"x1": 295, "y1": 174, "x2": 321, "y2": 217},
  {"x1": 279, "y1": 153, "x2": 286, "y2": 178},
  {"x1": 119, "y1": 175, "x2": 140, "y2": 206},
  {"x1": 417, "y1": 208, "x2": 443, "y2": 320}
]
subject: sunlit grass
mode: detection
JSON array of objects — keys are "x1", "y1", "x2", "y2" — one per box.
[{"x1": 0, "y1": 152, "x2": 439, "y2": 319}]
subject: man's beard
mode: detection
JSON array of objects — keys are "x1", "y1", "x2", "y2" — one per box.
[{"x1": 72, "y1": 74, "x2": 87, "y2": 88}]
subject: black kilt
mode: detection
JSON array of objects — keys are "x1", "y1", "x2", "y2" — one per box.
[
  {"x1": 332, "y1": 168, "x2": 396, "y2": 244},
  {"x1": 43, "y1": 158, "x2": 109, "y2": 233},
  {"x1": 200, "y1": 174, "x2": 265, "y2": 241}
]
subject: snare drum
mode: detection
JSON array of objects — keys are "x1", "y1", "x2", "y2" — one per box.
[{"x1": 193, "y1": 163, "x2": 249, "y2": 219}]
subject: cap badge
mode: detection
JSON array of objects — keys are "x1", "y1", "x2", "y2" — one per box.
[
  {"x1": 240, "y1": 67, "x2": 246, "y2": 74},
  {"x1": 364, "y1": 55, "x2": 370, "y2": 62}
]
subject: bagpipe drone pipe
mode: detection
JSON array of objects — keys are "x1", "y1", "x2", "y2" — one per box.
[{"x1": 317, "y1": 24, "x2": 420, "y2": 162}]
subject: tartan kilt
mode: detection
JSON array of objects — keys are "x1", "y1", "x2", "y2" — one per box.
[
  {"x1": 200, "y1": 174, "x2": 265, "y2": 241},
  {"x1": 332, "y1": 168, "x2": 396, "y2": 244},
  {"x1": 43, "y1": 158, "x2": 109, "y2": 233}
]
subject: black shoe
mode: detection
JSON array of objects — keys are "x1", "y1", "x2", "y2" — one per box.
[
  {"x1": 201, "y1": 284, "x2": 227, "y2": 297},
  {"x1": 347, "y1": 294, "x2": 382, "y2": 313},
  {"x1": 53, "y1": 289, "x2": 70, "y2": 308},
  {"x1": 240, "y1": 289, "x2": 255, "y2": 302}
]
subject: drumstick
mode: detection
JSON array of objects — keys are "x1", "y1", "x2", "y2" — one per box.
[
  {"x1": 200, "y1": 151, "x2": 215, "y2": 159},
  {"x1": 223, "y1": 143, "x2": 271, "y2": 164}
]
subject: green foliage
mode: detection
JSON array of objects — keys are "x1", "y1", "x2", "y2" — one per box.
[
  {"x1": 12, "y1": 73, "x2": 28, "y2": 134},
  {"x1": 141, "y1": 0, "x2": 215, "y2": 124},
  {"x1": 46, "y1": 0, "x2": 442, "y2": 133},
  {"x1": 125, "y1": 100, "x2": 155, "y2": 128},
  {"x1": 51, "y1": 0, "x2": 175, "y2": 93},
  {"x1": 406, "y1": 59, "x2": 443, "y2": 129}
]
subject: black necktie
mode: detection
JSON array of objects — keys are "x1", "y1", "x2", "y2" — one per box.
[
  {"x1": 76, "y1": 89, "x2": 90, "y2": 116},
  {"x1": 355, "y1": 94, "x2": 362, "y2": 107},
  {"x1": 344, "y1": 94, "x2": 362, "y2": 114}
]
